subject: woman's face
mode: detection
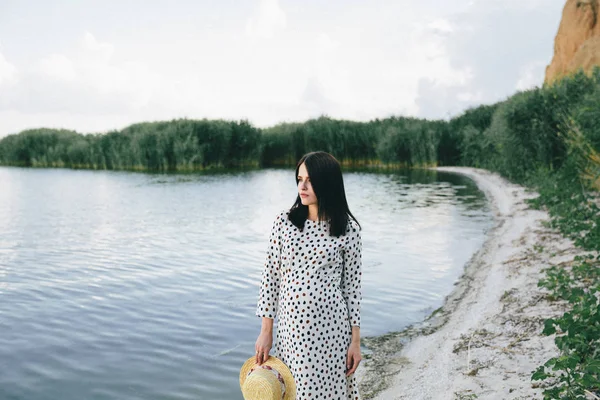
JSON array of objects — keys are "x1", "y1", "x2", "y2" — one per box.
[{"x1": 297, "y1": 162, "x2": 317, "y2": 206}]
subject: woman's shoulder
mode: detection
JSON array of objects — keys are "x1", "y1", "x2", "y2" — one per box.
[
  {"x1": 278, "y1": 208, "x2": 291, "y2": 218},
  {"x1": 273, "y1": 209, "x2": 291, "y2": 225},
  {"x1": 345, "y1": 217, "x2": 361, "y2": 233},
  {"x1": 342, "y1": 218, "x2": 361, "y2": 241}
]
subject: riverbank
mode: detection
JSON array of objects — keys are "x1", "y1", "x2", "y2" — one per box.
[{"x1": 357, "y1": 167, "x2": 585, "y2": 399}]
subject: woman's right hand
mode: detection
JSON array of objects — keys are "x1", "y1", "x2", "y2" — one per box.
[{"x1": 255, "y1": 331, "x2": 272, "y2": 365}]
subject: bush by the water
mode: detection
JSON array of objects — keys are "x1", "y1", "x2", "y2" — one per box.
[
  {"x1": 0, "y1": 119, "x2": 261, "y2": 171},
  {"x1": 529, "y1": 161, "x2": 600, "y2": 399}
]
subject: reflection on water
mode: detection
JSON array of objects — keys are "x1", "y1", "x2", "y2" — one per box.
[{"x1": 0, "y1": 166, "x2": 493, "y2": 400}]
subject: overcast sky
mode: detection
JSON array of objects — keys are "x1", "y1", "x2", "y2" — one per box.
[{"x1": 0, "y1": 0, "x2": 565, "y2": 137}]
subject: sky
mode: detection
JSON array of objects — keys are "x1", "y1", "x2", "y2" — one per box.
[{"x1": 0, "y1": 0, "x2": 566, "y2": 137}]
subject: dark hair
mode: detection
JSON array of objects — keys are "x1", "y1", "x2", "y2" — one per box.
[{"x1": 288, "y1": 151, "x2": 361, "y2": 237}]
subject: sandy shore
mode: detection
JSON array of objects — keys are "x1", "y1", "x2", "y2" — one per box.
[{"x1": 357, "y1": 167, "x2": 584, "y2": 399}]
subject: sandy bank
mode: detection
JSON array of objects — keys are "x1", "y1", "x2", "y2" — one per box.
[{"x1": 357, "y1": 167, "x2": 583, "y2": 399}]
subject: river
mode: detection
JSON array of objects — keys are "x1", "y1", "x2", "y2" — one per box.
[{"x1": 0, "y1": 166, "x2": 493, "y2": 399}]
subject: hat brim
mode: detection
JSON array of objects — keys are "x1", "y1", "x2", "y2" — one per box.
[{"x1": 240, "y1": 355, "x2": 296, "y2": 400}]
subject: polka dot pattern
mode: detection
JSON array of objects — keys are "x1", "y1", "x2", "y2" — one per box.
[{"x1": 256, "y1": 210, "x2": 363, "y2": 399}]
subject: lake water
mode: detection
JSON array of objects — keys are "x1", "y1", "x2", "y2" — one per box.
[{"x1": 0, "y1": 166, "x2": 493, "y2": 400}]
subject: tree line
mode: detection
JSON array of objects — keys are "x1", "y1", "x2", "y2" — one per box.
[
  {"x1": 0, "y1": 69, "x2": 598, "y2": 187},
  {"x1": 0, "y1": 119, "x2": 261, "y2": 171},
  {"x1": 1, "y1": 68, "x2": 598, "y2": 182}
]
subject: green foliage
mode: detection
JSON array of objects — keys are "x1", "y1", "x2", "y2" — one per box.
[
  {"x1": 449, "y1": 103, "x2": 498, "y2": 134},
  {"x1": 0, "y1": 119, "x2": 262, "y2": 171},
  {"x1": 260, "y1": 123, "x2": 296, "y2": 166},
  {"x1": 574, "y1": 83, "x2": 600, "y2": 152},
  {"x1": 457, "y1": 125, "x2": 487, "y2": 168},
  {"x1": 527, "y1": 162, "x2": 600, "y2": 398},
  {"x1": 446, "y1": 104, "x2": 498, "y2": 167},
  {"x1": 0, "y1": 113, "x2": 463, "y2": 172},
  {"x1": 532, "y1": 266, "x2": 600, "y2": 399},
  {"x1": 373, "y1": 118, "x2": 440, "y2": 167},
  {"x1": 451, "y1": 70, "x2": 599, "y2": 183}
]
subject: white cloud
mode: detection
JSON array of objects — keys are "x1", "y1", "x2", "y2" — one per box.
[
  {"x1": 427, "y1": 18, "x2": 454, "y2": 34},
  {"x1": 515, "y1": 60, "x2": 546, "y2": 91},
  {"x1": 0, "y1": 51, "x2": 18, "y2": 86},
  {"x1": 79, "y1": 31, "x2": 114, "y2": 65},
  {"x1": 245, "y1": 0, "x2": 287, "y2": 39},
  {"x1": 415, "y1": 0, "x2": 564, "y2": 118},
  {"x1": 38, "y1": 54, "x2": 76, "y2": 82},
  {"x1": 301, "y1": 75, "x2": 333, "y2": 111},
  {"x1": 0, "y1": 0, "x2": 566, "y2": 136},
  {"x1": 411, "y1": 21, "x2": 474, "y2": 87},
  {"x1": 0, "y1": 32, "x2": 160, "y2": 115},
  {"x1": 456, "y1": 91, "x2": 483, "y2": 102}
]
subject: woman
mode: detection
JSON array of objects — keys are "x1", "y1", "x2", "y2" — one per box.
[{"x1": 255, "y1": 151, "x2": 363, "y2": 399}]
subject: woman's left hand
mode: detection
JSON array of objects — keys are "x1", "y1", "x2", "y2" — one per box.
[{"x1": 346, "y1": 341, "x2": 362, "y2": 376}]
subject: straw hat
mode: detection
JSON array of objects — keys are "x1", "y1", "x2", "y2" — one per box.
[{"x1": 239, "y1": 355, "x2": 296, "y2": 400}]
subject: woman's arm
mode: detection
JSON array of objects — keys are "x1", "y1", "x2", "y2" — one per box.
[
  {"x1": 255, "y1": 212, "x2": 284, "y2": 364},
  {"x1": 256, "y1": 317, "x2": 274, "y2": 364},
  {"x1": 261, "y1": 317, "x2": 274, "y2": 334},
  {"x1": 346, "y1": 324, "x2": 362, "y2": 376},
  {"x1": 342, "y1": 221, "x2": 363, "y2": 376},
  {"x1": 340, "y1": 221, "x2": 362, "y2": 328},
  {"x1": 255, "y1": 212, "x2": 284, "y2": 319},
  {"x1": 351, "y1": 325, "x2": 360, "y2": 344}
]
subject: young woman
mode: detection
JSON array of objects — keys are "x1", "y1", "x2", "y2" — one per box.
[{"x1": 254, "y1": 151, "x2": 363, "y2": 399}]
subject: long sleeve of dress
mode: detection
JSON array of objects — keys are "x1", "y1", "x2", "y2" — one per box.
[
  {"x1": 341, "y1": 221, "x2": 362, "y2": 327},
  {"x1": 255, "y1": 212, "x2": 284, "y2": 320}
]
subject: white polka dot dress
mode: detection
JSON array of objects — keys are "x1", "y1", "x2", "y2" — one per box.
[{"x1": 256, "y1": 210, "x2": 363, "y2": 400}]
